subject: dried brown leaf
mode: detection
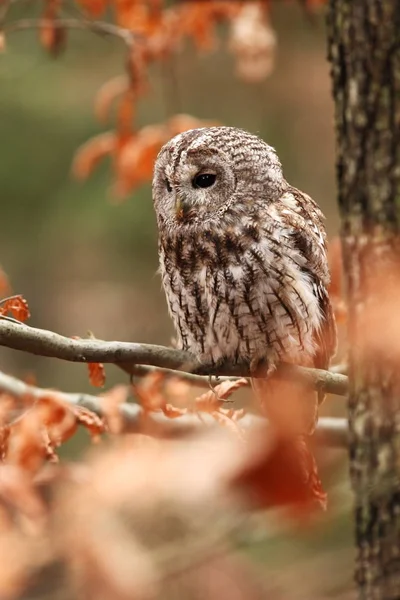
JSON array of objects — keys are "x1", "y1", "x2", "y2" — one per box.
[
  {"x1": 0, "y1": 295, "x2": 30, "y2": 322},
  {"x1": 194, "y1": 378, "x2": 248, "y2": 413},
  {"x1": 95, "y1": 76, "x2": 130, "y2": 124},
  {"x1": 231, "y1": 428, "x2": 327, "y2": 516},
  {"x1": 88, "y1": 362, "x2": 106, "y2": 388},
  {"x1": 72, "y1": 132, "x2": 116, "y2": 180},
  {"x1": 70, "y1": 405, "x2": 106, "y2": 440}
]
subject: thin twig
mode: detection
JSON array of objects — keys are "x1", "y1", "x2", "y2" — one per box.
[
  {"x1": 127, "y1": 364, "x2": 239, "y2": 388},
  {"x1": 4, "y1": 17, "x2": 135, "y2": 46},
  {"x1": 0, "y1": 320, "x2": 348, "y2": 395},
  {"x1": 0, "y1": 370, "x2": 348, "y2": 447}
]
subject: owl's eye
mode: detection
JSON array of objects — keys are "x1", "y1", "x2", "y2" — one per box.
[
  {"x1": 192, "y1": 173, "x2": 216, "y2": 189},
  {"x1": 165, "y1": 179, "x2": 172, "y2": 192}
]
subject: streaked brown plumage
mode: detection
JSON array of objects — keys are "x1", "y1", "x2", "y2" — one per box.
[{"x1": 152, "y1": 126, "x2": 336, "y2": 439}]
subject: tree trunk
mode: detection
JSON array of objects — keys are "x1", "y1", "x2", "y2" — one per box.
[{"x1": 327, "y1": 2, "x2": 400, "y2": 598}]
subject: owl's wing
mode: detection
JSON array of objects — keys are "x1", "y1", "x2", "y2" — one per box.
[{"x1": 280, "y1": 186, "x2": 337, "y2": 377}]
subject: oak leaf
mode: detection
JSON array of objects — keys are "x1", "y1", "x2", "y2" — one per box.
[
  {"x1": 70, "y1": 404, "x2": 106, "y2": 440},
  {"x1": 232, "y1": 430, "x2": 327, "y2": 516},
  {"x1": 72, "y1": 132, "x2": 116, "y2": 180},
  {"x1": 88, "y1": 363, "x2": 106, "y2": 388},
  {"x1": 194, "y1": 378, "x2": 249, "y2": 413},
  {"x1": 0, "y1": 295, "x2": 30, "y2": 322},
  {"x1": 95, "y1": 76, "x2": 130, "y2": 124}
]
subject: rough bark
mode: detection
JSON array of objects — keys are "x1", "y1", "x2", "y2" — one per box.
[{"x1": 327, "y1": 1, "x2": 400, "y2": 598}]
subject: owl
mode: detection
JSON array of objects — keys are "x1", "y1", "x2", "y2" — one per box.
[{"x1": 152, "y1": 126, "x2": 336, "y2": 437}]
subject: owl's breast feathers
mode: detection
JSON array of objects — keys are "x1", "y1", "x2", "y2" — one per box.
[{"x1": 158, "y1": 186, "x2": 337, "y2": 373}]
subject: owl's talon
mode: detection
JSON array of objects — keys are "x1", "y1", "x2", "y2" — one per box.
[
  {"x1": 208, "y1": 374, "x2": 219, "y2": 394},
  {"x1": 208, "y1": 375, "x2": 223, "y2": 403},
  {"x1": 207, "y1": 375, "x2": 234, "y2": 404}
]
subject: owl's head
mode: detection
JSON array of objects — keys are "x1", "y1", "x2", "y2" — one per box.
[{"x1": 152, "y1": 127, "x2": 285, "y2": 230}]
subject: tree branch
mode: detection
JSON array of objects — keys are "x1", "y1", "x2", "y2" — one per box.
[
  {"x1": 0, "y1": 320, "x2": 348, "y2": 396},
  {"x1": 0, "y1": 370, "x2": 348, "y2": 447}
]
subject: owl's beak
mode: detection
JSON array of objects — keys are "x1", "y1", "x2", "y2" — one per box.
[
  {"x1": 175, "y1": 196, "x2": 184, "y2": 219},
  {"x1": 175, "y1": 193, "x2": 193, "y2": 220}
]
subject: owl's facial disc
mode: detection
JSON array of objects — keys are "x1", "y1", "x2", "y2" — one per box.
[{"x1": 152, "y1": 141, "x2": 236, "y2": 228}]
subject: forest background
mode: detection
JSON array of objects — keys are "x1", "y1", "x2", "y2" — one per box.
[{"x1": 0, "y1": 2, "x2": 352, "y2": 598}]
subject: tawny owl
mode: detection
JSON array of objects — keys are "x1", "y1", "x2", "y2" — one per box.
[{"x1": 152, "y1": 126, "x2": 336, "y2": 437}]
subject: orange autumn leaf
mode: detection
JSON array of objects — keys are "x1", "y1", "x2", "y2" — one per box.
[
  {"x1": 210, "y1": 408, "x2": 246, "y2": 440},
  {"x1": 73, "y1": 113, "x2": 220, "y2": 196},
  {"x1": 39, "y1": 0, "x2": 66, "y2": 56},
  {"x1": 114, "y1": 0, "x2": 162, "y2": 33},
  {"x1": 35, "y1": 396, "x2": 78, "y2": 449},
  {"x1": 142, "y1": 7, "x2": 181, "y2": 61},
  {"x1": 38, "y1": 393, "x2": 105, "y2": 443},
  {"x1": 132, "y1": 371, "x2": 166, "y2": 412},
  {"x1": 94, "y1": 76, "x2": 130, "y2": 124},
  {"x1": 88, "y1": 363, "x2": 106, "y2": 388},
  {"x1": 162, "y1": 403, "x2": 187, "y2": 419},
  {"x1": 70, "y1": 404, "x2": 106, "y2": 439},
  {"x1": 6, "y1": 408, "x2": 51, "y2": 473},
  {"x1": 116, "y1": 88, "x2": 136, "y2": 137},
  {"x1": 72, "y1": 132, "x2": 116, "y2": 180},
  {"x1": 115, "y1": 126, "x2": 167, "y2": 195},
  {"x1": 131, "y1": 371, "x2": 246, "y2": 433},
  {"x1": 126, "y1": 43, "x2": 149, "y2": 92},
  {"x1": 0, "y1": 295, "x2": 31, "y2": 322},
  {"x1": 232, "y1": 431, "x2": 327, "y2": 516},
  {"x1": 161, "y1": 377, "x2": 246, "y2": 436},
  {"x1": 114, "y1": 114, "x2": 220, "y2": 196},
  {"x1": 176, "y1": 5, "x2": 217, "y2": 52},
  {"x1": 194, "y1": 378, "x2": 249, "y2": 413},
  {"x1": 177, "y1": 2, "x2": 240, "y2": 52},
  {"x1": 3, "y1": 393, "x2": 106, "y2": 473},
  {"x1": 163, "y1": 377, "x2": 192, "y2": 406},
  {"x1": 39, "y1": 19, "x2": 66, "y2": 56},
  {"x1": 75, "y1": 0, "x2": 108, "y2": 17}
]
